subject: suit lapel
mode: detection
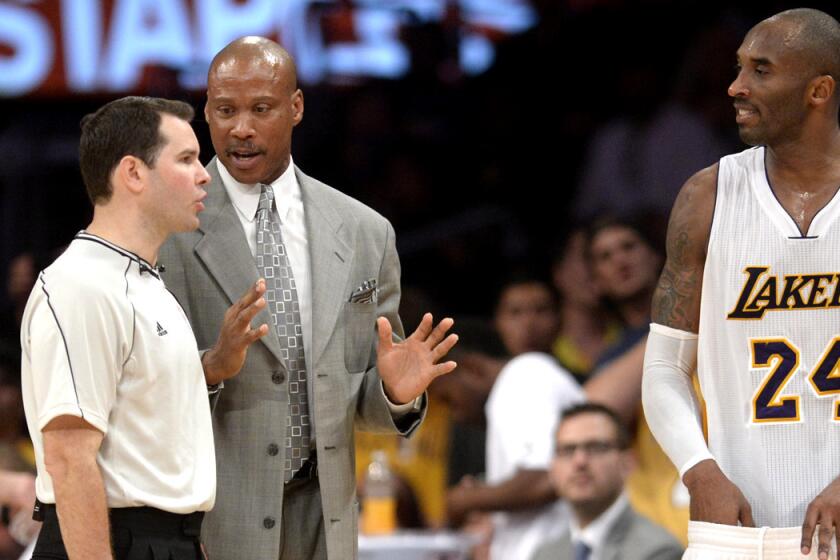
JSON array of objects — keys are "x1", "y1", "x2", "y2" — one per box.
[
  {"x1": 297, "y1": 167, "x2": 353, "y2": 367},
  {"x1": 194, "y1": 158, "x2": 285, "y2": 364}
]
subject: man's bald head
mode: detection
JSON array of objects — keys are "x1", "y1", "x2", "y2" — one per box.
[
  {"x1": 759, "y1": 8, "x2": 840, "y2": 81},
  {"x1": 208, "y1": 36, "x2": 298, "y2": 93},
  {"x1": 204, "y1": 36, "x2": 304, "y2": 185}
]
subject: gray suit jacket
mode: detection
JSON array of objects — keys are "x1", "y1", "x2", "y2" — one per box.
[
  {"x1": 530, "y1": 501, "x2": 684, "y2": 560},
  {"x1": 159, "y1": 159, "x2": 425, "y2": 559}
]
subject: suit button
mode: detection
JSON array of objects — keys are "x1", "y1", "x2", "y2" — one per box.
[
  {"x1": 271, "y1": 371, "x2": 284, "y2": 384},
  {"x1": 263, "y1": 517, "x2": 275, "y2": 529},
  {"x1": 267, "y1": 443, "x2": 279, "y2": 456}
]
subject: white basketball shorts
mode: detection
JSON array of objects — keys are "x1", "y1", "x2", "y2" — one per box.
[{"x1": 683, "y1": 521, "x2": 837, "y2": 560}]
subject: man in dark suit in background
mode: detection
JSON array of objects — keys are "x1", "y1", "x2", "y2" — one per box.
[{"x1": 159, "y1": 37, "x2": 457, "y2": 559}]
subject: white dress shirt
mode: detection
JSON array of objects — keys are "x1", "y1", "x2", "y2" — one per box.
[
  {"x1": 485, "y1": 353, "x2": 583, "y2": 559},
  {"x1": 217, "y1": 158, "x2": 313, "y2": 359},
  {"x1": 570, "y1": 493, "x2": 630, "y2": 560}
]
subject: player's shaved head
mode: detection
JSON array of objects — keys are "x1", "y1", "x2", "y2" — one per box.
[
  {"x1": 208, "y1": 36, "x2": 298, "y2": 93},
  {"x1": 759, "y1": 8, "x2": 840, "y2": 80}
]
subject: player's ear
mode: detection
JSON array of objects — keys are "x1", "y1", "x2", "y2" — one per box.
[{"x1": 808, "y1": 74, "x2": 835, "y2": 107}]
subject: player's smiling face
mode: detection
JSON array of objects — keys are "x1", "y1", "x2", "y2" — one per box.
[{"x1": 728, "y1": 20, "x2": 812, "y2": 147}]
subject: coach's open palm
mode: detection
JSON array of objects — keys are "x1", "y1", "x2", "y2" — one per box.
[
  {"x1": 376, "y1": 313, "x2": 458, "y2": 405},
  {"x1": 684, "y1": 459, "x2": 755, "y2": 526}
]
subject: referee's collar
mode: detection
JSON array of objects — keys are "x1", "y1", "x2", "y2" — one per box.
[{"x1": 74, "y1": 231, "x2": 160, "y2": 278}]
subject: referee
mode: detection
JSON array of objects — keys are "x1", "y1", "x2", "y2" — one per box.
[{"x1": 19, "y1": 97, "x2": 267, "y2": 559}]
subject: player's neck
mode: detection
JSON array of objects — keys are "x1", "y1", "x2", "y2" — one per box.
[
  {"x1": 766, "y1": 127, "x2": 840, "y2": 189},
  {"x1": 87, "y1": 207, "x2": 163, "y2": 265}
]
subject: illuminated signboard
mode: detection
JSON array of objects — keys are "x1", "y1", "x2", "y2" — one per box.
[{"x1": 0, "y1": 0, "x2": 535, "y2": 96}]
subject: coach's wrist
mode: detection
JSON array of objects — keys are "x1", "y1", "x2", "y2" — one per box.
[{"x1": 201, "y1": 349, "x2": 226, "y2": 386}]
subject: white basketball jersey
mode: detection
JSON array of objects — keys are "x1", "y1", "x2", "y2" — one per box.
[{"x1": 699, "y1": 146, "x2": 840, "y2": 527}]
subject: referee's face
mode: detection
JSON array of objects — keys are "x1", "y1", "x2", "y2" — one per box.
[{"x1": 145, "y1": 115, "x2": 211, "y2": 234}]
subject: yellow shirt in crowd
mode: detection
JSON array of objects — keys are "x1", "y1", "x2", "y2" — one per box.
[{"x1": 355, "y1": 400, "x2": 452, "y2": 527}]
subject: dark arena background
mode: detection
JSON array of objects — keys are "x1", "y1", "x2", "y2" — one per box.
[{"x1": 0, "y1": 0, "x2": 837, "y2": 316}]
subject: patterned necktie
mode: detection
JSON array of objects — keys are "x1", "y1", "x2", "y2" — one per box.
[
  {"x1": 573, "y1": 540, "x2": 591, "y2": 560},
  {"x1": 255, "y1": 184, "x2": 310, "y2": 481}
]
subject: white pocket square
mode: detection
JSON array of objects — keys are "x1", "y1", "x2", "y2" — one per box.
[{"x1": 349, "y1": 278, "x2": 378, "y2": 303}]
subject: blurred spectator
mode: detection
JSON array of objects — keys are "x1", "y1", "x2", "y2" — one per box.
[
  {"x1": 435, "y1": 339, "x2": 502, "y2": 481},
  {"x1": 355, "y1": 314, "x2": 507, "y2": 529},
  {"x1": 435, "y1": 318, "x2": 508, "y2": 486},
  {"x1": 493, "y1": 273, "x2": 560, "y2": 357},
  {"x1": 582, "y1": 217, "x2": 690, "y2": 544},
  {"x1": 446, "y1": 344, "x2": 583, "y2": 559},
  {"x1": 354, "y1": 407, "x2": 445, "y2": 529},
  {"x1": 6, "y1": 254, "x2": 35, "y2": 319},
  {"x1": 0, "y1": 253, "x2": 38, "y2": 359},
  {"x1": 572, "y1": 19, "x2": 734, "y2": 221},
  {"x1": 0, "y1": 469, "x2": 37, "y2": 559},
  {"x1": 531, "y1": 403, "x2": 683, "y2": 560},
  {"x1": 0, "y1": 349, "x2": 31, "y2": 472},
  {"x1": 0, "y1": 347, "x2": 35, "y2": 559},
  {"x1": 550, "y1": 228, "x2": 622, "y2": 384},
  {"x1": 354, "y1": 290, "x2": 450, "y2": 529},
  {"x1": 583, "y1": 216, "x2": 663, "y2": 417},
  {"x1": 587, "y1": 218, "x2": 662, "y2": 367}
]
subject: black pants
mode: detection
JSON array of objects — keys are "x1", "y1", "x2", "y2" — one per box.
[{"x1": 32, "y1": 503, "x2": 205, "y2": 560}]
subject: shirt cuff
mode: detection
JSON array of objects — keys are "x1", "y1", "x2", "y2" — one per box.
[{"x1": 381, "y1": 381, "x2": 421, "y2": 416}]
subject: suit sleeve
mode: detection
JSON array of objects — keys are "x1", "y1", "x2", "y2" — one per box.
[{"x1": 355, "y1": 221, "x2": 426, "y2": 435}]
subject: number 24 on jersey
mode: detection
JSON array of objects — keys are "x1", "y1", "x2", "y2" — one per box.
[{"x1": 750, "y1": 337, "x2": 840, "y2": 422}]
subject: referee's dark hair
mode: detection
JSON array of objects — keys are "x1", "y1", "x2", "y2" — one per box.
[{"x1": 79, "y1": 96, "x2": 195, "y2": 205}]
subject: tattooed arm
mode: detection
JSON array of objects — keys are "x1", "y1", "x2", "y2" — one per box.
[
  {"x1": 651, "y1": 164, "x2": 717, "y2": 332},
  {"x1": 644, "y1": 164, "x2": 755, "y2": 527}
]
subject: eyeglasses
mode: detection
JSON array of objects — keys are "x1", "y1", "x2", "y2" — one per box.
[{"x1": 555, "y1": 440, "x2": 621, "y2": 459}]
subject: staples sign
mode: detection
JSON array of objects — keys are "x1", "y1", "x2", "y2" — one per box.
[{"x1": 0, "y1": 0, "x2": 534, "y2": 96}]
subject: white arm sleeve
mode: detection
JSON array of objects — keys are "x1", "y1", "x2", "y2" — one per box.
[{"x1": 642, "y1": 322, "x2": 714, "y2": 478}]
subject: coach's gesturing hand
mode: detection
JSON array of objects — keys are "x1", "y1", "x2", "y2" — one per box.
[
  {"x1": 202, "y1": 279, "x2": 269, "y2": 386},
  {"x1": 377, "y1": 313, "x2": 458, "y2": 405},
  {"x1": 801, "y1": 476, "x2": 840, "y2": 560},
  {"x1": 684, "y1": 459, "x2": 755, "y2": 527}
]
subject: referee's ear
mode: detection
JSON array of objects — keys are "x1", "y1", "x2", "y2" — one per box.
[{"x1": 114, "y1": 155, "x2": 147, "y2": 197}]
